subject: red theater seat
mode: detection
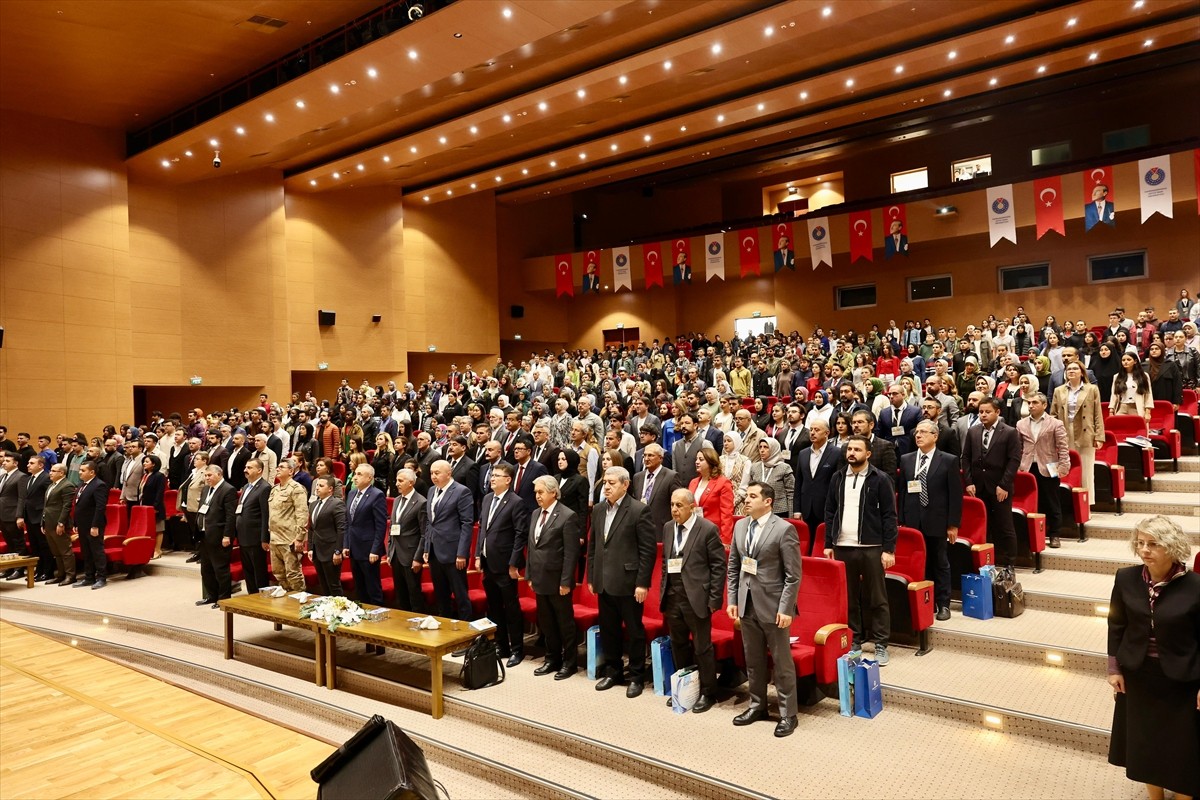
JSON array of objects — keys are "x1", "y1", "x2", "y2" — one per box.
[
  {"x1": 886, "y1": 527, "x2": 935, "y2": 655},
  {"x1": 949, "y1": 496, "x2": 994, "y2": 600},
  {"x1": 331, "y1": 461, "x2": 346, "y2": 482},
  {"x1": 105, "y1": 503, "x2": 128, "y2": 539},
  {"x1": 1106, "y1": 415, "x2": 1155, "y2": 492},
  {"x1": 1011, "y1": 472, "x2": 1047, "y2": 573},
  {"x1": 517, "y1": 578, "x2": 538, "y2": 625},
  {"x1": 789, "y1": 555, "x2": 851, "y2": 697},
  {"x1": 785, "y1": 518, "x2": 811, "y2": 559},
  {"x1": 1177, "y1": 389, "x2": 1199, "y2": 455},
  {"x1": 163, "y1": 489, "x2": 179, "y2": 518},
  {"x1": 1093, "y1": 433, "x2": 1127, "y2": 514},
  {"x1": 1147, "y1": 400, "x2": 1181, "y2": 472},
  {"x1": 572, "y1": 583, "x2": 600, "y2": 635},
  {"x1": 108, "y1": 488, "x2": 121, "y2": 505},
  {"x1": 1058, "y1": 450, "x2": 1091, "y2": 541},
  {"x1": 640, "y1": 543, "x2": 665, "y2": 641}
]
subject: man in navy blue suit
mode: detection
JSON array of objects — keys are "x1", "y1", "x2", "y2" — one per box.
[
  {"x1": 883, "y1": 219, "x2": 909, "y2": 259},
  {"x1": 71, "y1": 460, "x2": 108, "y2": 589},
  {"x1": 508, "y1": 439, "x2": 547, "y2": 512},
  {"x1": 420, "y1": 459, "x2": 476, "y2": 620},
  {"x1": 877, "y1": 384, "x2": 923, "y2": 457},
  {"x1": 1084, "y1": 183, "x2": 1115, "y2": 231},
  {"x1": 343, "y1": 462, "x2": 387, "y2": 616},
  {"x1": 477, "y1": 462, "x2": 530, "y2": 666}
]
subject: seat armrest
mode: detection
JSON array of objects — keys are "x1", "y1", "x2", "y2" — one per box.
[{"x1": 813, "y1": 622, "x2": 852, "y2": 685}]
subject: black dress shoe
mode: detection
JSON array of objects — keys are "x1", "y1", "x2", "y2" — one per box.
[
  {"x1": 186, "y1": 554, "x2": 201, "y2": 563},
  {"x1": 196, "y1": 598, "x2": 215, "y2": 606},
  {"x1": 91, "y1": 580, "x2": 106, "y2": 590},
  {"x1": 43, "y1": 575, "x2": 60, "y2": 584},
  {"x1": 625, "y1": 681, "x2": 644, "y2": 698},
  {"x1": 732, "y1": 707, "x2": 767, "y2": 726},
  {"x1": 73, "y1": 578, "x2": 91, "y2": 588},
  {"x1": 595, "y1": 675, "x2": 620, "y2": 691},
  {"x1": 774, "y1": 715, "x2": 798, "y2": 737},
  {"x1": 1078, "y1": 533, "x2": 1088, "y2": 543},
  {"x1": 935, "y1": 606, "x2": 951, "y2": 621},
  {"x1": 1048, "y1": 537, "x2": 1061, "y2": 548},
  {"x1": 6, "y1": 569, "x2": 26, "y2": 581},
  {"x1": 533, "y1": 661, "x2": 560, "y2": 676},
  {"x1": 554, "y1": 665, "x2": 576, "y2": 681},
  {"x1": 506, "y1": 653, "x2": 524, "y2": 668},
  {"x1": 692, "y1": 694, "x2": 715, "y2": 714},
  {"x1": 0, "y1": 570, "x2": 12, "y2": 580},
  {"x1": 60, "y1": 577, "x2": 76, "y2": 587}
]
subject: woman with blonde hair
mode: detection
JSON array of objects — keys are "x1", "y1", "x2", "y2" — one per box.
[{"x1": 1050, "y1": 362, "x2": 1104, "y2": 508}]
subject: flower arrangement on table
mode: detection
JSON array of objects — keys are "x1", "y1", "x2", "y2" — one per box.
[{"x1": 299, "y1": 596, "x2": 365, "y2": 632}]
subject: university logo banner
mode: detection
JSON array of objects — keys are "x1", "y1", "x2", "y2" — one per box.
[
  {"x1": 704, "y1": 234, "x2": 725, "y2": 282},
  {"x1": 737, "y1": 228, "x2": 760, "y2": 277},
  {"x1": 986, "y1": 185, "x2": 1017, "y2": 247},
  {"x1": 1033, "y1": 176, "x2": 1064, "y2": 239},
  {"x1": 807, "y1": 217, "x2": 831, "y2": 269},
  {"x1": 554, "y1": 254, "x2": 574, "y2": 298},
  {"x1": 1138, "y1": 158, "x2": 1173, "y2": 222},
  {"x1": 612, "y1": 247, "x2": 631, "y2": 292}
]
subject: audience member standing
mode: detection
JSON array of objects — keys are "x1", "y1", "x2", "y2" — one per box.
[{"x1": 897, "y1": 421, "x2": 962, "y2": 620}]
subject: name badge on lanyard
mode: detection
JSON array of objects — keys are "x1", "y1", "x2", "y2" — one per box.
[
  {"x1": 667, "y1": 557, "x2": 683, "y2": 574},
  {"x1": 742, "y1": 557, "x2": 758, "y2": 575},
  {"x1": 907, "y1": 480, "x2": 922, "y2": 494}
]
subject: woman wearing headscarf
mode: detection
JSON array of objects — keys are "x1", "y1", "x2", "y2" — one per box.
[
  {"x1": 292, "y1": 422, "x2": 318, "y2": 471},
  {"x1": 1144, "y1": 341, "x2": 1182, "y2": 412},
  {"x1": 138, "y1": 453, "x2": 167, "y2": 558},
  {"x1": 753, "y1": 437, "x2": 794, "y2": 517},
  {"x1": 1092, "y1": 342, "x2": 1123, "y2": 405},
  {"x1": 554, "y1": 448, "x2": 590, "y2": 520},
  {"x1": 721, "y1": 430, "x2": 752, "y2": 515},
  {"x1": 805, "y1": 389, "x2": 834, "y2": 429}
]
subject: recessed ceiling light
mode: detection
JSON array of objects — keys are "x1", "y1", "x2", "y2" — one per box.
[
  {"x1": 845, "y1": 78, "x2": 854, "y2": 87},
  {"x1": 538, "y1": 101, "x2": 548, "y2": 111},
  {"x1": 1066, "y1": 17, "x2": 1077, "y2": 26},
  {"x1": 209, "y1": 138, "x2": 219, "y2": 147},
  {"x1": 470, "y1": 182, "x2": 476, "y2": 189},
  {"x1": 367, "y1": 68, "x2": 377, "y2": 78},
  {"x1": 495, "y1": 175, "x2": 502, "y2": 182},
  {"x1": 989, "y1": 77, "x2": 998, "y2": 85},
  {"x1": 679, "y1": 125, "x2": 687, "y2": 132},
  {"x1": 711, "y1": 43, "x2": 722, "y2": 55},
  {"x1": 764, "y1": 25, "x2": 774, "y2": 36},
  {"x1": 822, "y1": 6, "x2": 832, "y2": 17},
  {"x1": 643, "y1": 134, "x2": 651, "y2": 142},
  {"x1": 1143, "y1": 38, "x2": 1153, "y2": 47},
  {"x1": 895, "y1": 65, "x2": 904, "y2": 74},
  {"x1": 235, "y1": 127, "x2": 245, "y2": 135},
  {"x1": 576, "y1": 88, "x2": 586, "y2": 99},
  {"x1": 948, "y1": 50, "x2": 957, "y2": 59},
  {"x1": 717, "y1": 114, "x2": 725, "y2": 122},
  {"x1": 549, "y1": 160, "x2": 557, "y2": 167},
  {"x1": 333, "y1": 172, "x2": 341, "y2": 179},
  {"x1": 757, "y1": 102, "x2": 765, "y2": 111},
  {"x1": 309, "y1": 179, "x2": 317, "y2": 186},
  {"x1": 423, "y1": 195, "x2": 430, "y2": 201},
  {"x1": 663, "y1": 60, "x2": 672, "y2": 70},
  {"x1": 447, "y1": 190, "x2": 453, "y2": 195},
  {"x1": 799, "y1": 91, "x2": 808, "y2": 99},
  {"x1": 579, "y1": 153, "x2": 587, "y2": 159},
  {"x1": 1005, "y1": 35, "x2": 1015, "y2": 44},
  {"x1": 1089, "y1": 51, "x2": 1099, "y2": 60},
  {"x1": 469, "y1": 126, "x2": 478, "y2": 134},
  {"x1": 408, "y1": 49, "x2": 418, "y2": 60},
  {"x1": 330, "y1": 84, "x2": 340, "y2": 94},
  {"x1": 943, "y1": 89, "x2": 952, "y2": 97},
  {"x1": 618, "y1": 75, "x2": 627, "y2": 85},
  {"x1": 1037, "y1": 65, "x2": 1046, "y2": 73},
  {"x1": 295, "y1": 100, "x2": 305, "y2": 109},
  {"x1": 502, "y1": 114, "x2": 511, "y2": 123},
  {"x1": 439, "y1": 136, "x2": 447, "y2": 144},
  {"x1": 264, "y1": 113, "x2": 275, "y2": 122},
  {"x1": 357, "y1": 164, "x2": 364, "y2": 171},
  {"x1": 521, "y1": 168, "x2": 528, "y2": 175},
  {"x1": 160, "y1": 159, "x2": 170, "y2": 168},
  {"x1": 410, "y1": 146, "x2": 417, "y2": 154},
  {"x1": 383, "y1": 155, "x2": 390, "y2": 163},
  {"x1": 453, "y1": 32, "x2": 462, "y2": 38},
  {"x1": 610, "y1": 143, "x2": 618, "y2": 151},
  {"x1": 184, "y1": 150, "x2": 193, "y2": 157},
  {"x1": 502, "y1": 7, "x2": 512, "y2": 18},
  {"x1": 1133, "y1": 0, "x2": 1144, "y2": 7}
]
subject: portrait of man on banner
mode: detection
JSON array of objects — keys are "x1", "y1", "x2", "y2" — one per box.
[
  {"x1": 1084, "y1": 182, "x2": 1115, "y2": 230},
  {"x1": 673, "y1": 250, "x2": 692, "y2": 284},
  {"x1": 582, "y1": 257, "x2": 600, "y2": 293},
  {"x1": 773, "y1": 234, "x2": 795, "y2": 271},
  {"x1": 884, "y1": 218, "x2": 909, "y2": 259}
]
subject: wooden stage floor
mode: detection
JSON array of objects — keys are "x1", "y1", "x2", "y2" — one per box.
[{"x1": 0, "y1": 622, "x2": 334, "y2": 800}]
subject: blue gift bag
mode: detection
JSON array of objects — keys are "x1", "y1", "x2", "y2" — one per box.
[
  {"x1": 962, "y1": 572, "x2": 994, "y2": 620},
  {"x1": 586, "y1": 625, "x2": 602, "y2": 679},
  {"x1": 836, "y1": 653, "x2": 860, "y2": 717},
  {"x1": 650, "y1": 636, "x2": 675, "y2": 696},
  {"x1": 854, "y1": 659, "x2": 884, "y2": 718}
]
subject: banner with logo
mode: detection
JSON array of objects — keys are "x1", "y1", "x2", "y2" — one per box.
[
  {"x1": 1138, "y1": 158, "x2": 1173, "y2": 222},
  {"x1": 848, "y1": 210, "x2": 873, "y2": 263},
  {"x1": 1083, "y1": 166, "x2": 1115, "y2": 230},
  {"x1": 704, "y1": 234, "x2": 725, "y2": 282},
  {"x1": 670, "y1": 237, "x2": 692, "y2": 284},
  {"x1": 554, "y1": 254, "x2": 574, "y2": 298},
  {"x1": 807, "y1": 217, "x2": 831, "y2": 269},
  {"x1": 771, "y1": 221, "x2": 795, "y2": 271},
  {"x1": 1033, "y1": 176, "x2": 1064, "y2": 239},
  {"x1": 582, "y1": 249, "x2": 601, "y2": 293},
  {"x1": 882, "y1": 204, "x2": 908, "y2": 258},
  {"x1": 612, "y1": 247, "x2": 631, "y2": 292},
  {"x1": 737, "y1": 228, "x2": 760, "y2": 277},
  {"x1": 986, "y1": 185, "x2": 1017, "y2": 247},
  {"x1": 642, "y1": 242, "x2": 663, "y2": 289}
]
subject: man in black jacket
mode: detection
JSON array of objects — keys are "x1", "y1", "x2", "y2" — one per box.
[
  {"x1": 71, "y1": 460, "x2": 109, "y2": 589},
  {"x1": 791, "y1": 419, "x2": 841, "y2": 556},
  {"x1": 824, "y1": 435, "x2": 898, "y2": 665}
]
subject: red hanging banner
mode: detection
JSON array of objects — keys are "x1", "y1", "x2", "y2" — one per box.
[
  {"x1": 1034, "y1": 176, "x2": 1065, "y2": 239},
  {"x1": 1082, "y1": 166, "x2": 1115, "y2": 230},
  {"x1": 642, "y1": 242, "x2": 664, "y2": 289},
  {"x1": 881, "y1": 204, "x2": 908, "y2": 259},
  {"x1": 848, "y1": 210, "x2": 873, "y2": 263},
  {"x1": 554, "y1": 253, "x2": 574, "y2": 298},
  {"x1": 737, "y1": 228, "x2": 761, "y2": 277}
]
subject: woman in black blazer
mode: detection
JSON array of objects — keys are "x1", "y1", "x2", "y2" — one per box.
[
  {"x1": 138, "y1": 454, "x2": 167, "y2": 559},
  {"x1": 553, "y1": 448, "x2": 589, "y2": 519},
  {"x1": 1107, "y1": 515, "x2": 1199, "y2": 800}
]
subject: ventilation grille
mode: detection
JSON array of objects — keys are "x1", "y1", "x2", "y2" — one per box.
[{"x1": 238, "y1": 15, "x2": 289, "y2": 32}]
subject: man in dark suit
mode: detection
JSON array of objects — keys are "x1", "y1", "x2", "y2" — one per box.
[
  {"x1": 632, "y1": 424, "x2": 666, "y2": 474},
  {"x1": 225, "y1": 432, "x2": 252, "y2": 490},
  {"x1": 344, "y1": 462, "x2": 387, "y2": 614},
  {"x1": 588, "y1": 466, "x2": 657, "y2": 698},
  {"x1": 16, "y1": 455, "x2": 52, "y2": 581},
  {"x1": 477, "y1": 462, "x2": 530, "y2": 666},
  {"x1": 792, "y1": 420, "x2": 841, "y2": 555},
  {"x1": 509, "y1": 439, "x2": 548, "y2": 512},
  {"x1": 852, "y1": 410, "x2": 898, "y2": 479},
  {"x1": 70, "y1": 460, "x2": 109, "y2": 590},
  {"x1": 661, "y1": 489, "x2": 726, "y2": 713},
  {"x1": 234, "y1": 458, "x2": 270, "y2": 594},
  {"x1": 524, "y1": 475, "x2": 581, "y2": 679},
  {"x1": 199, "y1": 465, "x2": 236, "y2": 606},
  {"x1": 387, "y1": 468, "x2": 426, "y2": 612},
  {"x1": 775, "y1": 404, "x2": 811, "y2": 476},
  {"x1": 307, "y1": 475, "x2": 346, "y2": 597},
  {"x1": 205, "y1": 430, "x2": 229, "y2": 474},
  {"x1": 884, "y1": 219, "x2": 909, "y2": 258},
  {"x1": 445, "y1": 436, "x2": 479, "y2": 502},
  {"x1": 898, "y1": 421, "x2": 963, "y2": 620},
  {"x1": 0, "y1": 453, "x2": 28, "y2": 579},
  {"x1": 727, "y1": 481, "x2": 802, "y2": 737},
  {"x1": 1083, "y1": 182, "x2": 1115, "y2": 230},
  {"x1": 420, "y1": 460, "x2": 476, "y2": 620},
  {"x1": 670, "y1": 412, "x2": 704, "y2": 487},
  {"x1": 630, "y1": 444, "x2": 682, "y2": 541},
  {"x1": 41, "y1": 463, "x2": 75, "y2": 584},
  {"x1": 529, "y1": 423, "x2": 555, "y2": 469},
  {"x1": 961, "y1": 397, "x2": 1022, "y2": 567},
  {"x1": 877, "y1": 386, "x2": 922, "y2": 457},
  {"x1": 97, "y1": 438, "x2": 125, "y2": 489}
]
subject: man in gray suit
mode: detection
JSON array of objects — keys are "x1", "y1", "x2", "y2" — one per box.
[
  {"x1": 41, "y1": 463, "x2": 76, "y2": 584},
  {"x1": 118, "y1": 439, "x2": 145, "y2": 509},
  {"x1": 389, "y1": 468, "x2": 426, "y2": 612},
  {"x1": 307, "y1": 476, "x2": 346, "y2": 597},
  {"x1": 524, "y1": 476, "x2": 581, "y2": 680},
  {"x1": 661, "y1": 489, "x2": 726, "y2": 713},
  {"x1": 727, "y1": 481, "x2": 802, "y2": 737},
  {"x1": 630, "y1": 444, "x2": 682, "y2": 541},
  {"x1": 670, "y1": 412, "x2": 704, "y2": 487},
  {"x1": 588, "y1": 466, "x2": 657, "y2": 698}
]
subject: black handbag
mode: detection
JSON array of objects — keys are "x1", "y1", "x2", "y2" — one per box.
[
  {"x1": 991, "y1": 565, "x2": 1025, "y2": 618},
  {"x1": 459, "y1": 634, "x2": 505, "y2": 690}
]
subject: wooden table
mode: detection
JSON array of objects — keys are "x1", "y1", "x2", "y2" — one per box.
[
  {"x1": 217, "y1": 594, "x2": 326, "y2": 686},
  {"x1": 323, "y1": 607, "x2": 492, "y2": 719},
  {"x1": 0, "y1": 556, "x2": 39, "y2": 588}
]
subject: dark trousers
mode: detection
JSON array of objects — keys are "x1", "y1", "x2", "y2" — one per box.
[
  {"x1": 239, "y1": 542, "x2": 269, "y2": 594},
  {"x1": 80, "y1": 528, "x2": 106, "y2": 581},
  {"x1": 923, "y1": 533, "x2": 951, "y2": 608},
  {"x1": 536, "y1": 591, "x2": 577, "y2": 668},
  {"x1": 27, "y1": 521, "x2": 52, "y2": 576},
  {"x1": 0, "y1": 520, "x2": 25, "y2": 555},
  {"x1": 800, "y1": 513, "x2": 823, "y2": 556},
  {"x1": 979, "y1": 485, "x2": 1016, "y2": 565},
  {"x1": 429, "y1": 558, "x2": 471, "y2": 619},
  {"x1": 185, "y1": 510, "x2": 203, "y2": 548},
  {"x1": 597, "y1": 591, "x2": 647, "y2": 681},
  {"x1": 313, "y1": 558, "x2": 343, "y2": 596},
  {"x1": 389, "y1": 557, "x2": 425, "y2": 612},
  {"x1": 199, "y1": 533, "x2": 231, "y2": 600},
  {"x1": 481, "y1": 555, "x2": 523, "y2": 655},
  {"x1": 835, "y1": 545, "x2": 890, "y2": 647},
  {"x1": 1033, "y1": 470, "x2": 1063, "y2": 537},
  {"x1": 351, "y1": 557, "x2": 383, "y2": 605},
  {"x1": 740, "y1": 592, "x2": 798, "y2": 716},
  {"x1": 663, "y1": 580, "x2": 716, "y2": 695}
]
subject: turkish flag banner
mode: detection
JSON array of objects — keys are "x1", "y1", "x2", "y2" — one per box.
[
  {"x1": 737, "y1": 228, "x2": 761, "y2": 277},
  {"x1": 642, "y1": 242, "x2": 664, "y2": 289},
  {"x1": 1034, "y1": 176, "x2": 1065, "y2": 239},
  {"x1": 848, "y1": 211, "x2": 873, "y2": 263},
  {"x1": 1082, "y1": 166, "x2": 1115, "y2": 231},
  {"x1": 554, "y1": 254, "x2": 574, "y2": 298}
]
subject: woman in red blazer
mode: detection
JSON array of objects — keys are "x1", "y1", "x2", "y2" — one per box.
[{"x1": 689, "y1": 447, "x2": 734, "y2": 545}]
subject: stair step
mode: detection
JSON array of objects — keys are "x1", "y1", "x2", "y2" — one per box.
[
  {"x1": 930, "y1": 607, "x2": 1106, "y2": 674},
  {"x1": 1016, "y1": 569, "x2": 1115, "y2": 616},
  {"x1": 1040, "y1": 538, "x2": 1138, "y2": 576},
  {"x1": 1140, "y1": 472, "x2": 1200, "y2": 492},
  {"x1": 1119, "y1": 496, "x2": 1200, "y2": 517},
  {"x1": 1081, "y1": 511, "x2": 1200, "y2": 540}
]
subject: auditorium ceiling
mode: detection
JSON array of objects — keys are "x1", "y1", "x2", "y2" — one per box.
[{"x1": 1, "y1": 0, "x2": 1197, "y2": 205}]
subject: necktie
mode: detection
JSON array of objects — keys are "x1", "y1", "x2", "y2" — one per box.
[
  {"x1": 515, "y1": 464, "x2": 525, "y2": 491},
  {"x1": 488, "y1": 494, "x2": 500, "y2": 530},
  {"x1": 394, "y1": 495, "x2": 406, "y2": 522},
  {"x1": 349, "y1": 491, "x2": 362, "y2": 520},
  {"x1": 982, "y1": 427, "x2": 993, "y2": 450},
  {"x1": 535, "y1": 509, "x2": 547, "y2": 545},
  {"x1": 674, "y1": 523, "x2": 685, "y2": 556},
  {"x1": 0, "y1": 472, "x2": 7, "y2": 495},
  {"x1": 643, "y1": 470, "x2": 655, "y2": 502},
  {"x1": 917, "y1": 453, "x2": 930, "y2": 508},
  {"x1": 745, "y1": 519, "x2": 758, "y2": 556},
  {"x1": 430, "y1": 487, "x2": 440, "y2": 522},
  {"x1": 313, "y1": 498, "x2": 324, "y2": 520}
]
